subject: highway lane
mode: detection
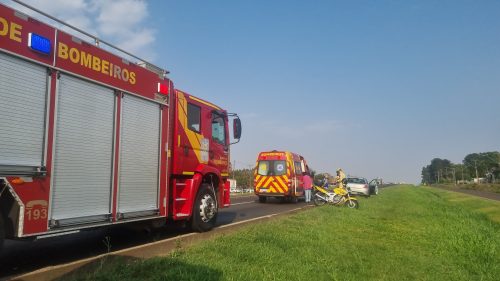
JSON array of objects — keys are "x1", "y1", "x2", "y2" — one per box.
[{"x1": 0, "y1": 194, "x2": 311, "y2": 278}]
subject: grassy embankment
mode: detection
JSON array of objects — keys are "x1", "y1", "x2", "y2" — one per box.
[{"x1": 65, "y1": 185, "x2": 500, "y2": 281}]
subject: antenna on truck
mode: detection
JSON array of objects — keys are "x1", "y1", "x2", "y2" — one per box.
[{"x1": 9, "y1": 0, "x2": 170, "y2": 75}]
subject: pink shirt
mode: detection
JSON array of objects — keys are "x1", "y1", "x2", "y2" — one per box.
[{"x1": 303, "y1": 175, "x2": 313, "y2": 190}]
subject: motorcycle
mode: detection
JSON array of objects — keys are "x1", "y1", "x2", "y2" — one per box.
[{"x1": 312, "y1": 179, "x2": 359, "y2": 209}]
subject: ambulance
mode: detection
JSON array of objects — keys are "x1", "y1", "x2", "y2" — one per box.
[{"x1": 253, "y1": 151, "x2": 309, "y2": 203}]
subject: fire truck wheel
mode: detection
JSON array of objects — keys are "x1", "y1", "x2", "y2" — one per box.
[
  {"x1": 258, "y1": 196, "x2": 267, "y2": 203},
  {"x1": 191, "y1": 184, "x2": 218, "y2": 232},
  {"x1": 0, "y1": 215, "x2": 5, "y2": 249}
]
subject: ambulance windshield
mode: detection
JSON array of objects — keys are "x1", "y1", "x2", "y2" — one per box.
[{"x1": 257, "y1": 160, "x2": 287, "y2": 176}]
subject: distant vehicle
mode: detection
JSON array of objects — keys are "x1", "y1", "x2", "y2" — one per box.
[{"x1": 346, "y1": 177, "x2": 370, "y2": 196}]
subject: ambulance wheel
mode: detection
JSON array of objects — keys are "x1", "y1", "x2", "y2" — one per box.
[
  {"x1": 258, "y1": 196, "x2": 267, "y2": 203},
  {"x1": 0, "y1": 215, "x2": 5, "y2": 249},
  {"x1": 191, "y1": 184, "x2": 218, "y2": 232}
]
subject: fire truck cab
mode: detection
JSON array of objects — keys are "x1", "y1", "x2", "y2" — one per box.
[
  {"x1": 0, "y1": 2, "x2": 241, "y2": 248},
  {"x1": 253, "y1": 151, "x2": 310, "y2": 203}
]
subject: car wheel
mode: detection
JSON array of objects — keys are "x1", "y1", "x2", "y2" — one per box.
[{"x1": 191, "y1": 184, "x2": 218, "y2": 232}]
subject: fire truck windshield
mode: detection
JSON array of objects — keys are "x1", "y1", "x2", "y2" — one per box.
[{"x1": 257, "y1": 160, "x2": 287, "y2": 176}]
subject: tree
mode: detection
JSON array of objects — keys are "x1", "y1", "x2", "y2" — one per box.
[
  {"x1": 232, "y1": 168, "x2": 253, "y2": 189},
  {"x1": 463, "y1": 152, "x2": 500, "y2": 182},
  {"x1": 420, "y1": 158, "x2": 452, "y2": 184}
]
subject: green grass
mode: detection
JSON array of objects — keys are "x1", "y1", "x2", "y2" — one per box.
[{"x1": 64, "y1": 185, "x2": 500, "y2": 281}]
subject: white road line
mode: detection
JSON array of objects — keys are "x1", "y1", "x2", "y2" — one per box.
[
  {"x1": 218, "y1": 206, "x2": 307, "y2": 229},
  {"x1": 230, "y1": 201, "x2": 255, "y2": 206}
]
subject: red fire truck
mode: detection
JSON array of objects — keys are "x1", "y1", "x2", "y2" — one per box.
[{"x1": 0, "y1": 2, "x2": 241, "y2": 248}]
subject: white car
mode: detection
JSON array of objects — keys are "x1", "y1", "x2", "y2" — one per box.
[{"x1": 346, "y1": 177, "x2": 370, "y2": 196}]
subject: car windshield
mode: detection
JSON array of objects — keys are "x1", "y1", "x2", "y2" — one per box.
[
  {"x1": 257, "y1": 160, "x2": 287, "y2": 176},
  {"x1": 347, "y1": 178, "x2": 366, "y2": 184}
]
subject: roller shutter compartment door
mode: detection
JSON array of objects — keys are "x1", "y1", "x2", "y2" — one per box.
[
  {"x1": 0, "y1": 53, "x2": 47, "y2": 169},
  {"x1": 51, "y1": 75, "x2": 114, "y2": 223},
  {"x1": 118, "y1": 94, "x2": 160, "y2": 215}
]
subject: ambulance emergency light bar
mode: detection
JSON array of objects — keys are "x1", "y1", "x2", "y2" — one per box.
[{"x1": 28, "y1": 33, "x2": 51, "y2": 55}]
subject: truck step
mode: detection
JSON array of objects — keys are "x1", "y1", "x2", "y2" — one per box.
[
  {"x1": 175, "y1": 198, "x2": 187, "y2": 201},
  {"x1": 175, "y1": 213, "x2": 189, "y2": 217}
]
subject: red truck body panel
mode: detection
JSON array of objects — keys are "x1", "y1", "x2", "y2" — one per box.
[{"x1": 0, "y1": 2, "x2": 233, "y2": 239}]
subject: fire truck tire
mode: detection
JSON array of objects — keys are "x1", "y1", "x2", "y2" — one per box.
[
  {"x1": 258, "y1": 196, "x2": 267, "y2": 203},
  {"x1": 0, "y1": 215, "x2": 5, "y2": 249},
  {"x1": 191, "y1": 184, "x2": 218, "y2": 232}
]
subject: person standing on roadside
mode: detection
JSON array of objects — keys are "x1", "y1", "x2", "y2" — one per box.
[
  {"x1": 335, "y1": 168, "x2": 346, "y2": 190},
  {"x1": 303, "y1": 172, "x2": 313, "y2": 203}
]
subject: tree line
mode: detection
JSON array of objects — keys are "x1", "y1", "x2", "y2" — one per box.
[{"x1": 421, "y1": 151, "x2": 500, "y2": 184}]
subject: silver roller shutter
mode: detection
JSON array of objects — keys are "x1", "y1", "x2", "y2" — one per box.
[
  {"x1": 51, "y1": 74, "x2": 115, "y2": 222},
  {"x1": 118, "y1": 94, "x2": 160, "y2": 215},
  {"x1": 0, "y1": 52, "x2": 47, "y2": 169}
]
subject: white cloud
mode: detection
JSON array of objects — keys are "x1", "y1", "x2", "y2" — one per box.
[{"x1": 0, "y1": 0, "x2": 156, "y2": 60}]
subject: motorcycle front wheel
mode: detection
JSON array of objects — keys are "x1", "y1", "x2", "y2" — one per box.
[
  {"x1": 346, "y1": 199, "x2": 359, "y2": 209},
  {"x1": 313, "y1": 193, "x2": 327, "y2": 206}
]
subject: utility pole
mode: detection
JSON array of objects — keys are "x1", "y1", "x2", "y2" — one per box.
[
  {"x1": 474, "y1": 160, "x2": 479, "y2": 184},
  {"x1": 461, "y1": 165, "x2": 464, "y2": 183},
  {"x1": 451, "y1": 168, "x2": 456, "y2": 185}
]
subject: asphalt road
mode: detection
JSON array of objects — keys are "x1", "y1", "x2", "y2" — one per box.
[{"x1": 0, "y1": 195, "x2": 311, "y2": 278}]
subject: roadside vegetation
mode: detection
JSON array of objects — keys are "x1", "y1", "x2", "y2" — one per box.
[
  {"x1": 434, "y1": 183, "x2": 500, "y2": 194},
  {"x1": 64, "y1": 185, "x2": 500, "y2": 281},
  {"x1": 421, "y1": 151, "x2": 499, "y2": 186}
]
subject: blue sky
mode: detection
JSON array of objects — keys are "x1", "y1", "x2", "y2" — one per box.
[{"x1": 4, "y1": 0, "x2": 499, "y2": 183}]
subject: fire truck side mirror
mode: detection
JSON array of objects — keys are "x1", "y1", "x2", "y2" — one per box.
[{"x1": 233, "y1": 118, "x2": 242, "y2": 141}]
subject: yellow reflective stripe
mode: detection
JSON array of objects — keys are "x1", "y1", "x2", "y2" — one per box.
[
  {"x1": 257, "y1": 176, "x2": 267, "y2": 188},
  {"x1": 189, "y1": 96, "x2": 221, "y2": 110},
  {"x1": 264, "y1": 177, "x2": 274, "y2": 188},
  {"x1": 183, "y1": 171, "x2": 195, "y2": 175},
  {"x1": 273, "y1": 182, "x2": 284, "y2": 193},
  {"x1": 177, "y1": 92, "x2": 204, "y2": 163},
  {"x1": 276, "y1": 176, "x2": 287, "y2": 190},
  {"x1": 282, "y1": 175, "x2": 289, "y2": 183},
  {"x1": 221, "y1": 173, "x2": 229, "y2": 177}
]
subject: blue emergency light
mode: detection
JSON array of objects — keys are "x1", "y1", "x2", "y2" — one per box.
[{"x1": 28, "y1": 33, "x2": 51, "y2": 55}]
